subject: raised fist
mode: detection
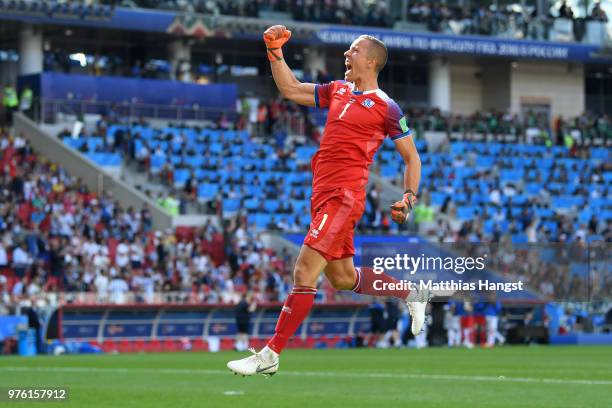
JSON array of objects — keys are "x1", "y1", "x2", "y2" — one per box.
[{"x1": 263, "y1": 25, "x2": 291, "y2": 61}]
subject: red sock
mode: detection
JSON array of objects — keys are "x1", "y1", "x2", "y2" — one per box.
[
  {"x1": 352, "y1": 267, "x2": 409, "y2": 300},
  {"x1": 267, "y1": 285, "x2": 316, "y2": 354}
]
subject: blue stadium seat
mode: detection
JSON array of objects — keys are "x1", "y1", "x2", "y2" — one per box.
[
  {"x1": 470, "y1": 193, "x2": 488, "y2": 205},
  {"x1": 456, "y1": 206, "x2": 479, "y2": 220},
  {"x1": 194, "y1": 169, "x2": 206, "y2": 180},
  {"x1": 578, "y1": 210, "x2": 593, "y2": 224},
  {"x1": 63, "y1": 137, "x2": 85, "y2": 150},
  {"x1": 254, "y1": 213, "x2": 272, "y2": 228},
  {"x1": 542, "y1": 220, "x2": 558, "y2": 233},
  {"x1": 244, "y1": 198, "x2": 259, "y2": 210},
  {"x1": 510, "y1": 206, "x2": 522, "y2": 217},
  {"x1": 230, "y1": 145, "x2": 243, "y2": 155},
  {"x1": 173, "y1": 169, "x2": 190, "y2": 186},
  {"x1": 209, "y1": 142, "x2": 222, "y2": 154},
  {"x1": 414, "y1": 139, "x2": 427, "y2": 152},
  {"x1": 453, "y1": 192, "x2": 468, "y2": 204},
  {"x1": 525, "y1": 183, "x2": 542, "y2": 196},
  {"x1": 293, "y1": 200, "x2": 309, "y2": 213},
  {"x1": 500, "y1": 169, "x2": 524, "y2": 182},
  {"x1": 184, "y1": 156, "x2": 202, "y2": 168},
  {"x1": 150, "y1": 155, "x2": 167, "y2": 171},
  {"x1": 430, "y1": 192, "x2": 448, "y2": 207},
  {"x1": 551, "y1": 146, "x2": 567, "y2": 155},
  {"x1": 509, "y1": 195, "x2": 528, "y2": 205},
  {"x1": 483, "y1": 220, "x2": 495, "y2": 235},
  {"x1": 198, "y1": 130, "x2": 215, "y2": 141},
  {"x1": 380, "y1": 151, "x2": 395, "y2": 163},
  {"x1": 86, "y1": 152, "x2": 120, "y2": 167},
  {"x1": 538, "y1": 157, "x2": 554, "y2": 168},
  {"x1": 296, "y1": 146, "x2": 317, "y2": 162},
  {"x1": 421, "y1": 165, "x2": 433, "y2": 178},
  {"x1": 245, "y1": 185, "x2": 259, "y2": 197},
  {"x1": 107, "y1": 125, "x2": 128, "y2": 139},
  {"x1": 242, "y1": 173, "x2": 257, "y2": 183},
  {"x1": 264, "y1": 200, "x2": 280, "y2": 213},
  {"x1": 86, "y1": 137, "x2": 104, "y2": 151},
  {"x1": 455, "y1": 167, "x2": 475, "y2": 179},
  {"x1": 475, "y1": 156, "x2": 495, "y2": 168},
  {"x1": 587, "y1": 234, "x2": 604, "y2": 243},
  {"x1": 551, "y1": 196, "x2": 584, "y2": 209},
  {"x1": 197, "y1": 183, "x2": 219, "y2": 199},
  {"x1": 300, "y1": 214, "x2": 311, "y2": 228},
  {"x1": 591, "y1": 147, "x2": 609, "y2": 162},
  {"x1": 589, "y1": 197, "x2": 609, "y2": 211},
  {"x1": 450, "y1": 142, "x2": 466, "y2": 155},
  {"x1": 381, "y1": 164, "x2": 397, "y2": 178},
  {"x1": 103, "y1": 154, "x2": 122, "y2": 166}
]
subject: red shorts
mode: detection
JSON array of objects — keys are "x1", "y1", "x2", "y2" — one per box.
[
  {"x1": 303, "y1": 187, "x2": 366, "y2": 262},
  {"x1": 461, "y1": 316, "x2": 475, "y2": 329}
]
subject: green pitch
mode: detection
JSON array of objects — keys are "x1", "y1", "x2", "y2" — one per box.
[{"x1": 1, "y1": 346, "x2": 611, "y2": 408}]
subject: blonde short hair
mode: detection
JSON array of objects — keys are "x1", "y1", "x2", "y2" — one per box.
[{"x1": 358, "y1": 35, "x2": 388, "y2": 73}]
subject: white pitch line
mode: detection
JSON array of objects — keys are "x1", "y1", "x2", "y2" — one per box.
[{"x1": 2, "y1": 366, "x2": 612, "y2": 386}]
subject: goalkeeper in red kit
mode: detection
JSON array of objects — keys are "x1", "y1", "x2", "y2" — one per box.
[{"x1": 227, "y1": 25, "x2": 430, "y2": 377}]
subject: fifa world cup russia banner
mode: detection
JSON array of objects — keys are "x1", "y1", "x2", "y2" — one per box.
[{"x1": 316, "y1": 27, "x2": 612, "y2": 64}]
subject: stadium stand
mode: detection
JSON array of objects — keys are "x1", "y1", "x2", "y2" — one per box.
[
  {"x1": 58, "y1": 119, "x2": 317, "y2": 230},
  {"x1": 375, "y1": 134, "x2": 611, "y2": 242},
  {"x1": 0, "y1": 128, "x2": 296, "y2": 315},
  {"x1": 118, "y1": 0, "x2": 609, "y2": 41},
  {"x1": 56, "y1": 108, "x2": 611, "y2": 242}
]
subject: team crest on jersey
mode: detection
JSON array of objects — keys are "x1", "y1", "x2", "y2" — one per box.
[{"x1": 362, "y1": 98, "x2": 375, "y2": 108}]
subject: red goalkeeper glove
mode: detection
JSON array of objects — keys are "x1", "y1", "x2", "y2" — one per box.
[
  {"x1": 263, "y1": 25, "x2": 291, "y2": 62},
  {"x1": 390, "y1": 189, "x2": 418, "y2": 224}
]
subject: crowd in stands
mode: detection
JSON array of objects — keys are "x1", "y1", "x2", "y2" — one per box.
[
  {"x1": 484, "y1": 240, "x2": 611, "y2": 305},
  {"x1": 399, "y1": 109, "x2": 611, "y2": 146},
  {"x1": 58, "y1": 106, "x2": 610, "y2": 248},
  {"x1": 365, "y1": 110, "x2": 610, "y2": 245},
  {"x1": 401, "y1": 0, "x2": 608, "y2": 39},
  {"x1": 0, "y1": 0, "x2": 115, "y2": 19},
  {"x1": 4, "y1": 102, "x2": 610, "y2": 312},
  {"x1": 376, "y1": 136, "x2": 610, "y2": 243},
  {"x1": 43, "y1": 51, "x2": 169, "y2": 80},
  {"x1": 0, "y1": 129, "x2": 297, "y2": 314},
  {"x1": 225, "y1": 217, "x2": 295, "y2": 302},
  {"x1": 54, "y1": 104, "x2": 610, "y2": 310},
  {"x1": 118, "y1": 0, "x2": 608, "y2": 41}
]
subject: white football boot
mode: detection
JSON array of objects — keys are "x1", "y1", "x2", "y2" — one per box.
[
  {"x1": 406, "y1": 288, "x2": 431, "y2": 335},
  {"x1": 227, "y1": 346, "x2": 279, "y2": 377}
]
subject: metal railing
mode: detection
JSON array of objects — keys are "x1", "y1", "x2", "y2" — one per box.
[
  {"x1": 40, "y1": 98, "x2": 237, "y2": 124},
  {"x1": 38, "y1": 98, "x2": 308, "y2": 137}
]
